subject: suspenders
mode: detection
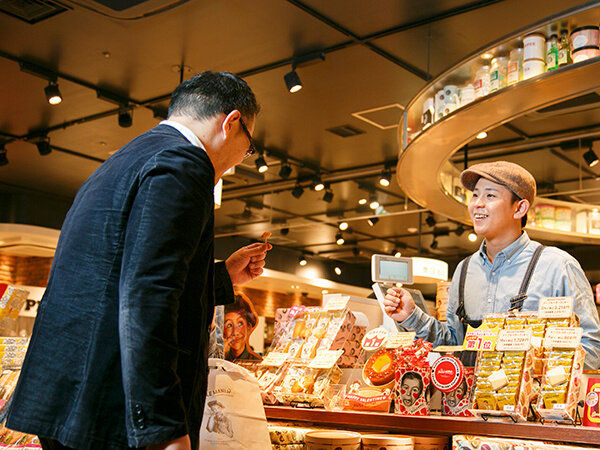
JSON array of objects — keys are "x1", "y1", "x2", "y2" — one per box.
[{"x1": 456, "y1": 244, "x2": 546, "y2": 327}]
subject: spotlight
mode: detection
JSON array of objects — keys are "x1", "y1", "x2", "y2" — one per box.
[
  {"x1": 336, "y1": 233, "x2": 345, "y2": 245},
  {"x1": 322, "y1": 189, "x2": 334, "y2": 203},
  {"x1": 468, "y1": 232, "x2": 478, "y2": 242},
  {"x1": 394, "y1": 250, "x2": 402, "y2": 258},
  {"x1": 476, "y1": 131, "x2": 488, "y2": 140},
  {"x1": 44, "y1": 82, "x2": 62, "y2": 105},
  {"x1": 118, "y1": 108, "x2": 133, "y2": 128},
  {"x1": 584, "y1": 148, "x2": 599, "y2": 168},
  {"x1": 425, "y1": 213, "x2": 436, "y2": 227},
  {"x1": 338, "y1": 221, "x2": 349, "y2": 231},
  {"x1": 280, "y1": 227, "x2": 290, "y2": 235},
  {"x1": 279, "y1": 163, "x2": 292, "y2": 179},
  {"x1": 367, "y1": 217, "x2": 379, "y2": 227},
  {"x1": 334, "y1": 266, "x2": 342, "y2": 275},
  {"x1": 298, "y1": 255, "x2": 307, "y2": 266},
  {"x1": 455, "y1": 224, "x2": 466, "y2": 236},
  {"x1": 0, "y1": 144, "x2": 7, "y2": 167},
  {"x1": 292, "y1": 184, "x2": 304, "y2": 198},
  {"x1": 358, "y1": 197, "x2": 368, "y2": 205},
  {"x1": 312, "y1": 175, "x2": 325, "y2": 191},
  {"x1": 255, "y1": 154, "x2": 268, "y2": 173},
  {"x1": 369, "y1": 195, "x2": 379, "y2": 210},
  {"x1": 284, "y1": 69, "x2": 302, "y2": 93},
  {"x1": 430, "y1": 238, "x2": 438, "y2": 249},
  {"x1": 241, "y1": 206, "x2": 252, "y2": 219},
  {"x1": 36, "y1": 138, "x2": 52, "y2": 156},
  {"x1": 379, "y1": 170, "x2": 391, "y2": 187}
]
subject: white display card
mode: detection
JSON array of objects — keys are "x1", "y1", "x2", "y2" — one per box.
[
  {"x1": 260, "y1": 352, "x2": 289, "y2": 367},
  {"x1": 385, "y1": 332, "x2": 416, "y2": 349},
  {"x1": 309, "y1": 350, "x2": 343, "y2": 369},
  {"x1": 496, "y1": 328, "x2": 532, "y2": 351},
  {"x1": 544, "y1": 327, "x2": 583, "y2": 349},
  {"x1": 324, "y1": 295, "x2": 349, "y2": 311},
  {"x1": 538, "y1": 296, "x2": 573, "y2": 318}
]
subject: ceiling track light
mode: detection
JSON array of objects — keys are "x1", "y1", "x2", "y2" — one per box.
[
  {"x1": 312, "y1": 174, "x2": 325, "y2": 192},
  {"x1": 379, "y1": 170, "x2": 391, "y2": 187},
  {"x1": 322, "y1": 189, "x2": 334, "y2": 203},
  {"x1": 583, "y1": 148, "x2": 599, "y2": 168},
  {"x1": 455, "y1": 224, "x2": 466, "y2": 236},
  {"x1": 338, "y1": 221, "x2": 348, "y2": 231},
  {"x1": 255, "y1": 154, "x2": 268, "y2": 173},
  {"x1": 36, "y1": 138, "x2": 52, "y2": 156},
  {"x1": 44, "y1": 82, "x2": 62, "y2": 105},
  {"x1": 369, "y1": 195, "x2": 379, "y2": 210},
  {"x1": 278, "y1": 162, "x2": 292, "y2": 179},
  {"x1": 367, "y1": 217, "x2": 379, "y2": 227},
  {"x1": 284, "y1": 69, "x2": 302, "y2": 93},
  {"x1": 468, "y1": 232, "x2": 478, "y2": 242},
  {"x1": 430, "y1": 238, "x2": 438, "y2": 249},
  {"x1": 298, "y1": 254, "x2": 308, "y2": 266},
  {"x1": 291, "y1": 183, "x2": 304, "y2": 198},
  {"x1": 0, "y1": 144, "x2": 7, "y2": 167},
  {"x1": 334, "y1": 266, "x2": 342, "y2": 275},
  {"x1": 393, "y1": 249, "x2": 402, "y2": 258},
  {"x1": 425, "y1": 213, "x2": 436, "y2": 228},
  {"x1": 118, "y1": 107, "x2": 133, "y2": 128},
  {"x1": 335, "y1": 233, "x2": 345, "y2": 245}
]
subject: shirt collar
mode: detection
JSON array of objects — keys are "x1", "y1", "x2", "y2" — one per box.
[
  {"x1": 479, "y1": 231, "x2": 530, "y2": 262},
  {"x1": 160, "y1": 120, "x2": 205, "y2": 150}
]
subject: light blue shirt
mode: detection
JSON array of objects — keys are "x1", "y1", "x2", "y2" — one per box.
[{"x1": 398, "y1": 232, "x2": 600, "y2": 370}]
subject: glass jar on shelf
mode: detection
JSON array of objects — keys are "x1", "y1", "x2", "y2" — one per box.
[
  {"x1": 490, "y1": 56, "x2": 509, "y2": 92},
  {"x1": 474, "y1": 65, "x2": 491, "y2": 99},
  {"x1": 507, "y1": 48, "x2": 524, "y2": 85}
]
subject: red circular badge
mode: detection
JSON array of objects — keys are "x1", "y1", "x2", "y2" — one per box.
[{"x1": 431, "y1": 355, "x2": 464, "y2": 392}]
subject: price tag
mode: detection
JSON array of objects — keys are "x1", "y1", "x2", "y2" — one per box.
[
  {"x1": 361, "y1": 328, "x2": 388, "y2": 351},
  {"x1": 260, "y1": 352, "x2": 289, "y2": 367},
  {"x1": 544, "y1": 327, "x2": 583, "y2": 349},
  {"x1": 309, "y1": 350, "x2": 343, "y2": 369},
  {"x1": 385, "y1": 332, "x2": 416, "y2": 349},
  {"x1": 496, "y1": 328, "x2": 532, "y2": 351},
  {"x1": 462, "y1": 323, "x2": 501, "y2": 351},
  {"x1": 325, "y1": 295, "x2": 349, "y2": 311},
  {"x1": 538, "y1": 296, "x2": 573, "y2": 318}
]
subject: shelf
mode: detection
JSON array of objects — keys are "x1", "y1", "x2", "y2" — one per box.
[{"x1": 264, "y1": 406, "x2": 600, "y2": 445}]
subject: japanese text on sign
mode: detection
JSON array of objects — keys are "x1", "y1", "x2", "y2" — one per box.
[
  {"x1": 462, "y1": 324, "x2": 500, "y2": 351},
  {"x1": 309, "y1": 350, "x2": 343, "y2": 369},
  {"x1": 538, "y1": 296, "x2": 573, "y2": 318},
  {"x1": 260, "y1": 352, "x2": 289, "y2": 367},
  {"x1": 386, "y1": 332, "x2": 416, "y2": 349},
  {"x1": 496, "y1": 328, "x2": 532, "y2": 351},
  {"x1": 544, "y1": 327, "x2": 582, "y2": 349},
  {"x1": 325, "y1": 296, "x2": 349, "y2": 311}
]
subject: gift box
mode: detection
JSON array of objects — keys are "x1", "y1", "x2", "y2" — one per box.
[
  {"x1": 394, "y1": 364, "x2": 431, "y2": 416},
  {"x1": 583, "y1": 376, "x2": 600, "y2": 427},
  {"x1": 442, "y1": 367, "x2": 474, "y2": 417}
]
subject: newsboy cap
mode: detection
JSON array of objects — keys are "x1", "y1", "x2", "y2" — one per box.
[{"x1": 460, "y1": 161, "x2": 536, "y2": 205}]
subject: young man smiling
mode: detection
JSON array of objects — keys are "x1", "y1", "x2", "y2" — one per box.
[{"x1": 384, "y1": 161, "x2": 600, "y2": 370}]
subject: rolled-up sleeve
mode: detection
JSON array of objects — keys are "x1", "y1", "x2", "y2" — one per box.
[{"x1": 118, "y1": 150, "x2": 213, "y2": 447}]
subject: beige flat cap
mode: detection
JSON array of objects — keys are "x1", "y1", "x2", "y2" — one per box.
[{"x1": 460, "y1": 161, "x2": 536, "y2": 204}]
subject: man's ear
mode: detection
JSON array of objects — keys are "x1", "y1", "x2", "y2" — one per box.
[
  {"x1": 514, "y1": 199, "x2": 530, "y2": 220},
  {"x1": 222, "y1": 110, "x2": 241, "y2": 137}
]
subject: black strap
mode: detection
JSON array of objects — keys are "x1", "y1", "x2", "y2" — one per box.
[
  {"x1": 456, "y1": 255, "x2": 472, "y2": 324},
  {"x1": 508, "y1": 244, "x2": 545, "y2": 312}
]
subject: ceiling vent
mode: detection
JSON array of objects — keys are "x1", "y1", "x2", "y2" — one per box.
[
  {"x1": 0, "y1": 0, "x2": 67, "y2": 24},
  {"x1": 66, "y1": 0, "x2": 186, "y2": 19},
  {"x1": 326, "y1": 125, "x2": 364, "y2": 138},
  {"x1": 526, "y1": 92, "x2": 600, "y2": 120}
]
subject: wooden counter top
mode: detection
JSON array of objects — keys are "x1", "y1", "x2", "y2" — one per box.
[{"x1": 265, "y1": 406, "x2": 600, "y2": 445}]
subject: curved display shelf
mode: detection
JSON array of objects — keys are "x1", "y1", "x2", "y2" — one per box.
[{"x1": 396, "y1": 3, "x2": 600, "y2": 244}]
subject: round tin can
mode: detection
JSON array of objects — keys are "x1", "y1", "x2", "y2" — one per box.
[
  {"x1": 572, "y1": 46, "x2": 600, "y2": 63},
  {"x1": 362, "y1": 434, "x2": 414, "y2": 449},
  {"x1": 571, "y1": 26, "x2": 599, "y2": 52},
  {"x1": 306, "y1": 431, "x2": 361, "y2": 450},
  {"x1": 523, "y1": 33, "x2": 546, "y2": 60},
  {"x1": 523, "y1": 58, "x2": 545, "y2": 80}
]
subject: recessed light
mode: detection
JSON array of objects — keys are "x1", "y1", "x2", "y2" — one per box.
[{"x1": 476, "y1": 131, "x2": 487, "y2": 140}]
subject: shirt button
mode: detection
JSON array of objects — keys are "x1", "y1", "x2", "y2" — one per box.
[
  {"x1": 492, "y1": 272, "x2": 495, "y2": 276},
  {"x1": 488, "y1": 298, "x2": 492, "y2": 303}
]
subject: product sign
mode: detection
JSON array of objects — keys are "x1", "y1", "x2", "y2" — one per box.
[
  {"x1": 385, "y1": 332, "x2": 416, "y2": 349},
  {"x1": 259, "y1": 352, "x2": 288, "y2": 367},
  {"x1": 287, "y1": 305, "x2": 306, "y2": 319},
  {"x1": 544, "y1": 327, "x2": 583, "y2": 349},
  {"x1": 309, "y1": 350, "x2": 343, "y2": 369},
  {"x1": 361, "y1": 328, "x2": 388, "y2": 351},
  {"x1": 496, "y1": 328, "x2": 532, "y2": 351},
  {"x1": 538, "y1": 296, "x2": 573, "y2": 318},
  {"x1": 431, "y1": 356, "x2": 464, "y2": 392},
  {"x1": 325, "y1": 295, "x2": 349, "y2": 311},
  {"x1": 462, "y1": 324, "x2": 500, "y2": 351}
]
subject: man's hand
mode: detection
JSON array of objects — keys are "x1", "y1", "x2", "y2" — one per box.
[
  {"x1": 225, "y1": 243, "x2": 272, "y2": 285},
  {"x1": 383, "y1": 287, "x2": 415, "y2": 322},
  {"x1": 147, "y1": 434, "x2": 191, "y2": 450}
]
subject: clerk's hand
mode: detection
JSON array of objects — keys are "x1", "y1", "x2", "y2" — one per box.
[
  {"x1": 383, "y1": 287, "x2": 415, "y2": 322},
  {"x1": 147, "y1": 434, "x2": 191, "y2": 450},
  {"x1": 225, "y1": 243, "x2": 272, "y2": 285}
]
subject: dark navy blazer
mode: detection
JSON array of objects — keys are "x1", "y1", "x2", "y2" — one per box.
[{"x1": 7, "y1": 125, "x2": 233, "y2": 449}]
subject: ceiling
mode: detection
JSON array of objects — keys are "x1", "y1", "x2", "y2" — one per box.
[{"x1": 2, "y1": 0, "x2": 600, "y2": 284}]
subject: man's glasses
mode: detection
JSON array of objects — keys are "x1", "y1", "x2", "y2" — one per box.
[{"x1": 239, "y1": 118, "x2": 256, "y2": 158}]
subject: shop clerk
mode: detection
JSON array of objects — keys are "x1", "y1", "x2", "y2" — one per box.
[{"x1": 384, "y1": 161, "x2": 600, "y2": 370}]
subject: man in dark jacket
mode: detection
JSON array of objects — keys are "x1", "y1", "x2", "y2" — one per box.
[{"x1": 7, "y1": 71, "x2": 269, "y2": 450}]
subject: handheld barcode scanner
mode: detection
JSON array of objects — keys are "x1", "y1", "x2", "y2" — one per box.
[{"x1": 371, "y1": 255, "x2": 414, "y2": 332}]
